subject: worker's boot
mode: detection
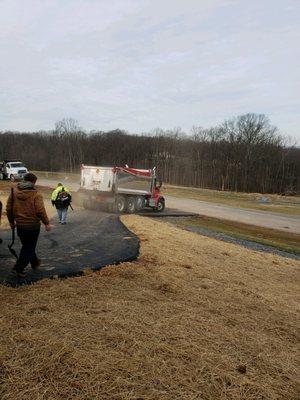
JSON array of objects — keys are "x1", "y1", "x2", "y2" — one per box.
[
  {"x1": 16, "y1": 271, "x2": 27, "y2": 279},
  {"x1": 12, "y1": 265, "x2": 26, "y2": 278},
  {"x1": 31, "y1": 258, "x2": 41, "y2": 270}
]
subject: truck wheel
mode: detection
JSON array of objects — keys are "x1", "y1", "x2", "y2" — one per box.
[
  {"x1": 155, "y1": 199, "x2": 165, "y2": 212},
  {"x1": 82, "y1": 198, "x2": 91, "y2": 209},
  {"x1": 10, "y1": 175, "x2": 15, "y2": 182},
  {"x1": 0, "y1": 173, "x2": 4, "y2": 180},
  {"x1": 135, "y1": 196, "x2": 145, "y2": 211},
  {"x1": 116, "y1": 196, "x2": 126, "y2": 213},
  {"x1": 126, "y1": 197, "x2": 136, "y2": 214}
]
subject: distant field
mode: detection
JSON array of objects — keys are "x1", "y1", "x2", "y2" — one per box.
[
  {"x1": 33, "y1": 170, "x2": 80, "y2": 183},
  {"x1": 164, "y1": 185, "x2": 300, "y2": 216}
]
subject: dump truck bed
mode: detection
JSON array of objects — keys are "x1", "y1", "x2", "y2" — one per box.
[{"x1": 80, "y1": 165, "x2": 153, "y2": 195}]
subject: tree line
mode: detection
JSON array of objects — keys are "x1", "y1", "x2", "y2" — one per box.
[{"x1": 0, "y1": 113, "x2": 299, "y2": 194}]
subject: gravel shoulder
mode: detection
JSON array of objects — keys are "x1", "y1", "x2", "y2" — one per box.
[{"x1": 175, "y1": 222, "x2": 299, "y2": 260}]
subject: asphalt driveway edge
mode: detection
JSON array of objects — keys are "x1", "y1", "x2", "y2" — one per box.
[{"x1": 0, "y1": 213, "x2": 140, "y2": 287}]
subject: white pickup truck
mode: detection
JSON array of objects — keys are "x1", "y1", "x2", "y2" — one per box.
[{"x1": 0, "y1": 160, "x2": 28, "y2": 181}]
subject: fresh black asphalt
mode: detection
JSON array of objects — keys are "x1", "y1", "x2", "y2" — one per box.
[{"x1": 0, "y1": 210, "x2": 139, "y2": 286}]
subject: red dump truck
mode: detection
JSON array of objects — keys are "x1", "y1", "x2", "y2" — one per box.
[{"x1": 79, "y1": 164, "x2": 165, "y2": 213}]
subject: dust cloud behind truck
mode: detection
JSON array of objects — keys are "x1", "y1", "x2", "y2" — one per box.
[{"x1": 79, "y1": 164, "x2": 165, "y2": 213}]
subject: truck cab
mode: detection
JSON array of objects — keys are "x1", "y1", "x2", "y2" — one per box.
[{"x1": 0, "y1": 160, "x2": 28, "y2": 181}]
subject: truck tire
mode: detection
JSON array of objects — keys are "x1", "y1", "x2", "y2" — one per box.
[
  {"x1": 155, "y1": 198, "x2": 165, "y2": 212},
  {"x1": 135, "y1": 196, "x2": 145, "y2": 211},
  {"x1": 10, "y1": 174, "x2": 15, "y2": 182},
  {"x1": 116, "y1": 196, "x2": 126, "y2": 213},
  {"x1": 82, "y1": 198, "x2": 91, "y2": 210},
  {"x1": 0, "y1": 173, "x2": 4, "y2": 180},
  {"x1": 126, "y1": 197, "x2": 136, "y2": 214}
]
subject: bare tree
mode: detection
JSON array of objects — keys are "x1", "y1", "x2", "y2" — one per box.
[{"x1": 1, "y1": 114, "x2": 299, "y2": 194}]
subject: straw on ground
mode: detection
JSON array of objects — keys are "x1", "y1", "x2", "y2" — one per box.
[{"x1": 0, "y1": 215, "x2": 299, "y2": 399}]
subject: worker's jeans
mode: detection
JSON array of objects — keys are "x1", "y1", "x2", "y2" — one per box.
[
  {"x1": 57, "y1": 207, "x2": 68, "y2": 223},
  {"x1": 15, "y1": 227, "x2": 40, "y2": 272}
]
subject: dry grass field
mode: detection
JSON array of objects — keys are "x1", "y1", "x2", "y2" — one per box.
[{"x1": 0, "y1": 214, "x2": 299, "y2": 399}]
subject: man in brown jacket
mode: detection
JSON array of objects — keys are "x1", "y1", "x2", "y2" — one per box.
[
  {"x1": 6, "y1": 173, "x2": 53, "y2": 277},
  {"x1": 0, "y1": 200, "x2": 2, "y2": 244}
]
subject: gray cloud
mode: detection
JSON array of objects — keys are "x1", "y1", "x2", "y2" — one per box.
[{"x1": 0, "y1": 0, "x2": 299, "y2": 142}]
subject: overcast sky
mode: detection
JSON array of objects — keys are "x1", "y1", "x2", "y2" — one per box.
[{"x1": 0, "y1": 0, "x2": 299, "y2": 141}]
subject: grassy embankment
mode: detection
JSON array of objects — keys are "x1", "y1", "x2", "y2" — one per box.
[
  {"x1": 168, "y1": 215, "x2": 300, "y2": 255},
  {"x1": 0, "y1": 215, "x2": 299, "y2": 399},
  {"x1": 163, "y1": 185, "x2": 300, "y2": 255}
]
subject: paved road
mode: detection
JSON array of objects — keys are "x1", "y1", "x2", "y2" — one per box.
[
  {"x1": 38, "y1": 178, "x2": 300, "y2": 234},
  {"x1": 165, "y1": 195, "x2": 300, "y2": 234}
]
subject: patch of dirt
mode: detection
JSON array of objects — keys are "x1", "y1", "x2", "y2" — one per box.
[{"x1": 0, "y1": 214, "x2": 299, "y2": 399}]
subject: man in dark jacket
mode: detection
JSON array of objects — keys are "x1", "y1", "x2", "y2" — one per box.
[{"x1": 6, "y1": 173, "x2": 53, "y2": 278}]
